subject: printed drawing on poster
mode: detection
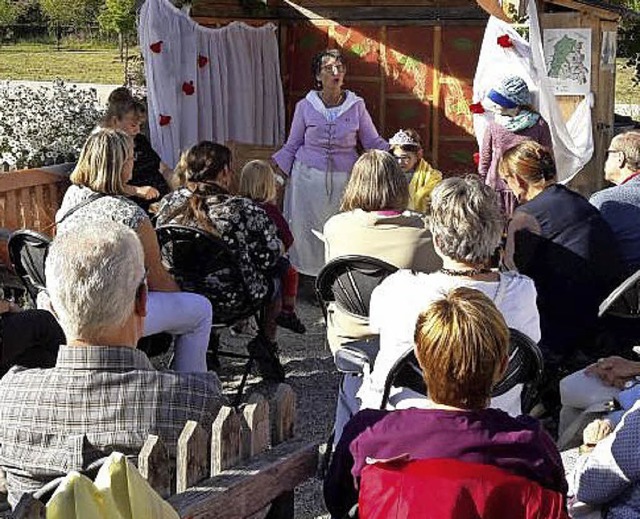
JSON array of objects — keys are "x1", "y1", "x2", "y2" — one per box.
[
  {"x1": 543, "y1": 28, "x2": 592, "y2": 95},
  {"x1": 601, "y1": 31, "x2": 616, "y2": 72}
]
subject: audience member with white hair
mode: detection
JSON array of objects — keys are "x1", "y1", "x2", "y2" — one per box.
[
  {"x1": 332, "y1": 176, "x2": 540, "y2": 442},
  {"x1": 55, "y1": 128, "x2": 212, "y2": 372},
  {"x1": 0, "y1": 221, "x2": 223, "y2": 507}
]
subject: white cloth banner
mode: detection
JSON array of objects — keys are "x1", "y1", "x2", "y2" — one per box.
[
  {"x1": 138, "y1": 0, "x2": 285, "y2": 167},
  {"x1": 472, "y1": 0, "x2": 593, "y2": 183}
]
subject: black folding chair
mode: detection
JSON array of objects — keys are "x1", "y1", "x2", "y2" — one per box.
[
  {"x1": 7, "y1": 229, "x2": 51, "y2": 304},
  {"x1": 380, "y1": 328, "x2": 544, "y2": 414},
  {"x1": 598, "y1": 268, "x2": 640, "y2": 356},
  {"x1": 156, "y1": 225, "x2": 284, "y2": 407},
  {"x1": 315, "y1": 255, "x2": 399, "y2": 323}
]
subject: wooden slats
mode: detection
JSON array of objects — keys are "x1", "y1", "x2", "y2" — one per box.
[{"x1": 0, "y1": 168, "x2": 70, "y2": 267}]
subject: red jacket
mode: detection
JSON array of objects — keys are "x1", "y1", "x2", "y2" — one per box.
[{"x1": 359, "y1": 458, "x2": 568, "y2": 519}]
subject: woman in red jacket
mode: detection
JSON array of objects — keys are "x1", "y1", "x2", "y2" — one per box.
[{"x1": 324, "y1": 287, "x2": 567, "y2": 518}]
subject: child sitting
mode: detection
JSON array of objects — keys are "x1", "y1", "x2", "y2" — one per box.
[
  {"x1": 239, "y1": 160, "x2": 306, "y2": 334},
  {"x1": 389, "y1": 128, "x2": 442, "y2": 213}
]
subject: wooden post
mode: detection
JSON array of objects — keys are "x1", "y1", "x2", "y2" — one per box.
[
  {"x1": 138, "y1": 434, "x2": 171, "y2": 498},
  {"x1": 271, "y1": 383, "x2": 296, "y2": 446},
  {"x1": 211, "y1": 406, "x2": 242, "y2": 476},
  {"x1": 176, "y1": 420, "x2": 209, "y2": 493},
  {"x1": 242, "y1": 393, "x2": 270, "y2": 458}
]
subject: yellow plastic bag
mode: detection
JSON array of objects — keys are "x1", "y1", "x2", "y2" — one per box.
[
  {"x1": 46, "y1": 471, "x2": 109, "y2": 519},
  {"x1": 94, "y1": 453, "x2": 179, "y2": 519},
  {"x1": 46, "y1": 453, "x2": 179, "y2": 519}
]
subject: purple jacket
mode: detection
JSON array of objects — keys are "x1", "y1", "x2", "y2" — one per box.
[
  {"x1": 479, "y1": 117, "x2": 553, "y2": 192},
  {"x1": 272, "y1": 90, "x2": 388, "y2": 175},
  {"x1": 324, "y1": 407, "x2": 566, "y2": 519}
]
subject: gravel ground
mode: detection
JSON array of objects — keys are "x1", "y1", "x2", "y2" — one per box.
[{"x1": 213, "y1": 290, "x2": 337, "y2": 519}]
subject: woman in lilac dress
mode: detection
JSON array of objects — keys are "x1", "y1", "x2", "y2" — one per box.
[
  {"x1": 272, "y1": 49, "x2": 388, "y2": 276},
  {"x1": 479, "y1": 75, "x2": 552, "y2": 216}
]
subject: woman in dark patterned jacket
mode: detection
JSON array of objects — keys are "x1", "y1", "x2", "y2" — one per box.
[{"x1": 155, "y1": 142, "x2": 283, "y2": 339}]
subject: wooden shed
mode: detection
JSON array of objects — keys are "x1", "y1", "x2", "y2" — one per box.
[{"x1": 189, "y1": 0, "x2": 629, "y2": 194}]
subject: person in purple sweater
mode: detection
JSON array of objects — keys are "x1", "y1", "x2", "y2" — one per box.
[
  {"x1": 324, "y1": 287, "x2": 566, "y2": 519},
  {"x1": 272, "y1": 49, "x2": 388, "y2": 276},
  {"x1": 479, "y1": 75, "x2": 552, "y2": 216}
]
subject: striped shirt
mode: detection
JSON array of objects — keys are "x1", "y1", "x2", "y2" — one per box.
[{"x1": 0, "y1": 345, "x2": 223, "y2": 506}]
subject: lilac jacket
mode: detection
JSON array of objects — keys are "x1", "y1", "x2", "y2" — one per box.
[{"x1": 272, "y1": 90, "x2": 388, "y2": 175}]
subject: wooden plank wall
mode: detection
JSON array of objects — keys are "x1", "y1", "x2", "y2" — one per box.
[{"x1": 0, "y1": 169, "x2": 69, "y2": 267}]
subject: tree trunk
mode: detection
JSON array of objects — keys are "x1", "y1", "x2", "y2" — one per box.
[
  {"x1": 124, "y1": 38, "x2": 130, "y2": 85},
  {"x1": 118, "y1": 32, "x2": 124, "y2": 62},
  {"x1": 56, "y1": 23, "x2": 61, "y2": 51}
]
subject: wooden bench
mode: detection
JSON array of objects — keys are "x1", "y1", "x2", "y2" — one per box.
[{"x1": 0, "y1": 168, "x2": 70, "y2": 269}]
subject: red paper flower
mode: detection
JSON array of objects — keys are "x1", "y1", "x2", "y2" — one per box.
[
  {"x1": 159, "y1": 114, "x2": 172, "y2": 126},
  {"x1": 198, "y1": 55, "x2": 209, "y2": 68},
  {"x1": 469, "y1": 102, "x2": 485, "y2": 114},
  {"x1": 473, "y1": 152, "x2": 480, "y2": 166},
  {"x1": 149, "y1": 41, "x2": 163, "y2": 53},
  {"x1": 497, "y1": 35, "x2": 513, "y2": 48},
  {"x1": 182, "y1": 81, "x2": 195, "y2": 95}
]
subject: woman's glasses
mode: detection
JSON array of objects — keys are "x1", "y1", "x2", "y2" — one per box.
[{"x1": 321, "y1": 64, "x2": 346, "y2": 74}]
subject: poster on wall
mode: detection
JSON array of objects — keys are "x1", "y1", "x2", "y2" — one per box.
[
  {"x1": 543, "y1": 28, "x2": 592, "y2": 95},
  {"x1": 601, "y1": 31, "x2": 617, "y2": 72}
]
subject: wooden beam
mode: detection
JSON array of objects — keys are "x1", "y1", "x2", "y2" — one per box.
[
  {"x1": 169, "y1": 439, "x2": 319, "y2": 519},
  {"x1": 544, "y1": 0, "x2": 621, "y2": 21}
]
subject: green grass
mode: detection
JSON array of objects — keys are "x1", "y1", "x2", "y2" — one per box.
[
  {"x1": 0, "y1": 42, "x2": 637, "y2": 101},
  {"x1": 0, "y1": 41, "x2": 137, "y2": 84},
  {"x1": 616, "y1": 58, "x2": 639, "y2": 105}
]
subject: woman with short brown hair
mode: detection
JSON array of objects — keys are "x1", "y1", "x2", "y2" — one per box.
[{"x1": 325, "y1": 287, "x2": 567, "y2": 518}]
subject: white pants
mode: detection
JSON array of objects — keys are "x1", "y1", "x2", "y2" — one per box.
[
  {"x1": 144, "y1": 291, "x2": 212, "y2": 373},
  {"x1": 559, "y1": 369, "x2": 621, "y2": 440}
]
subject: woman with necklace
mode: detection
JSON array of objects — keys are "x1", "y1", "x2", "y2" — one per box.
[
  {"x1": 331, "y1": 176, "x2": 540, "y2": 443},
  {"x1": 500, "y1": 141, "x2": 625, "y2": 394},
  {"x1": 272, "y1": 49, "x2": 388, "y2": 277}
]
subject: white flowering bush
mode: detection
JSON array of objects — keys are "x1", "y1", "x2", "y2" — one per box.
[{"x1": 0, "y1": 80, "x2": 103, "y2": 170}]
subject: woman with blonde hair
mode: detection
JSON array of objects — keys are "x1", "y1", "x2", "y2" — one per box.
[
  {"x1": 322, "y1": 149, "x2": 440, "y2": 353},
  {"x1": 56, "y1": 128, "x2": 213, "y2": 373},
  {"x1": 500, "y1": 140, "x2": 625, "y2": 382},
  {"x1": 325, "y1": 287, "x2": 567, "y2": 518},
  {"x1": 238, "y1": 160, "x2": 305, "y2": 334}
]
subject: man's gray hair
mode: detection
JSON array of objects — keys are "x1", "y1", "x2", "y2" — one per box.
[
  {"x1": 612, "y1": 130, "x2": 640, "y2": 172},
  {"x1": 45, "y1": 221, "x2": 145, "y2": 339},
  {"x1": 430, "y1": 176, "x2": 504, "y2": 265}
]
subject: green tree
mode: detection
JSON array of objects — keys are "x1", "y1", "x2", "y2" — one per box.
[
  {"x1": 0, "y1": 0, "x2": 18, "y2": 26},
  {"x1": 98, "y1": 0, "x2": 136, "y2": 61},
  {"x1": 39, "y1": 0, "x2": 91, "y2": 49}
]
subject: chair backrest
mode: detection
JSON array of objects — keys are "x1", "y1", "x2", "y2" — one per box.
[
  {"x1": 7, "y1": 229, "x2": 52, "y2": 302},
  {"x1": 599, "y1": 268, "x2": 640, "y2": 318},
  {"x1": 381, "y1": 328, "x2": 544, "y2": 414},
  {"x1": 315, "y1": 255, "x2": 398, "y2": 322},
  {"x1": 155, "y1": 224, "x2": 257, "y2": 324},
  {"x1": 358, "y1": 458, "x2": 568, "y2": 519}
]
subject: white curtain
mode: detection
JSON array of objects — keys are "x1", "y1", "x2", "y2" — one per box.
[
  {"x1": 138, "y1": 0, "x2": 285, "y2": 167},
  {"x1": 472, "y1": 0, "x2": 593, "y2": 183}
]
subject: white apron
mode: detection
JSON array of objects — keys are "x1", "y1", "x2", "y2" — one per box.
[{"x1": 284, "y1": 160, "x2": 349, "y2": 276}]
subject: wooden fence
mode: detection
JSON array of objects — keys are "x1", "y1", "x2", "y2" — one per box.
[{"x1": 12, "y1": 384, "x2": 319, "y2": 519}]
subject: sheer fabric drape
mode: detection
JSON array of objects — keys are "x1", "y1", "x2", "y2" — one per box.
[{"x1": 139, "y1": 0, "x2": 285, "y2": 167}]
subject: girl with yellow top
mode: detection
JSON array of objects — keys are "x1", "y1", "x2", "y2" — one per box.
[{"x1": 389, "y1": 129, "x2": 442, "y2": 213}]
